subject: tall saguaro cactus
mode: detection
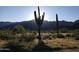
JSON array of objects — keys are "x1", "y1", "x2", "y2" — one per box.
[
  {"x1": 56, "y1": 14, "x2": 59, "y2": 37},
  {"x1": 34, "y1": 6, "x2": 45, "y2": 39}
]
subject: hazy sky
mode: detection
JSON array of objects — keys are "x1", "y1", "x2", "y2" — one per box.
[{"x1": 0, "y1": 6, "x2": 79, "y2": 22}]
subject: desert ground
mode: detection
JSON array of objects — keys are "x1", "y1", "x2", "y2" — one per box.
[{"x1": 0, "y1": 31, "x2": 79, "y2": 52}]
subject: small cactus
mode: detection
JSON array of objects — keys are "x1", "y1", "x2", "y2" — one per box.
[
  {"x1": 56, "y1": 14, "x2": 59, "y2": 37},
  {"x1": 34, "y1": 6, "x2": 45, "y2": 39}
]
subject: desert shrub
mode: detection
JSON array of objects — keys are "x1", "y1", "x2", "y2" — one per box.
[
  {"x1": 71, "y1": 33, "x2": 76, "y2": 37},
  {"x1": 41, "y1": 35, "x2": 50, "y2": 40},
  {"x1": 50, "y1": 31, "x2": 54, "y2": 34},
  {"x1": 0, "y1": 33, "x2": 15, "y2": 40},
  {"x1": 75, "y1": 35, "x2": 79, "y2": 40},
  {"x1": 72, "y1": 29, "x2": 79, "y2": 37},
  {"x1": 41, "y1": 34, "x2": 53, "y2": 40},
  {"x1": 72, "y1": 31, "x2": 79, "y2": 37},
  {"x1": 73, "y1": 29, "x2": 79, "y2": 35},
  {"x1": 52, "y1": 34, "x2": 65, "y2": 38},
  {"x1": 65, "y1": 34, "x2": 71, "y2": 40},
  {"x1": 12, "y1": 24, "x2": 26, "y2": 34},
  {"x1": 57, "y1": 34, "x2": 65, "y2": 38},
  {"x1": 60, "y1": 29, "x2": 69, "y2": 33},
  {"x1": 5, "y1": 41, "x2": 25, "y2": 51},
  {"x1": 32, "y1": 31, "x2": 37, "y2": 35},
  {"x1": 52, "y1": 34, "x2": 57, "y2": 38},
  {"x1": 48, "y1": 34, "x2": 53, "y2": 40},
  {"x1": 65, "y1": 34, "x2": 71, "y2": 37},
  {"x1": 19, "y1": 33, "x2": 35, "y2": 42}
]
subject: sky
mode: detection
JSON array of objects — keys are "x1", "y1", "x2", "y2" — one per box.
[{"x1": 0, "y1": 6, "x2": 79, "y2": 22}]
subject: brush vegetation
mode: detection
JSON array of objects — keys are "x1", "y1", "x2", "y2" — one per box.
[{"x1": 0, "y1": 24, "x2": 79, "y2": 51}]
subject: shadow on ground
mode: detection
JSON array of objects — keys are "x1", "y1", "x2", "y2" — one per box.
[
  {"x1": 0, "y1": 40, "x2": 63, "y2": 52},
  {"x1": 0, "y1": 43, "x2": 62, "y2": 52},
  {"x1": 32, "y1": 41, "x2": 62, "y2": 52}
]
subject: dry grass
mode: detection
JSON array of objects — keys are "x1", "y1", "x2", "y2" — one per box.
[
  {"x1": 43, "y1": 38, "x2": 79, "y2": 49},
  {"x1": 0, "y1": 38, "x2": 79, "y2": 51},
  {"x1": 23, "y1": 39, "x2": 38, "y2": 50},
  {"x1": 0, "y1": 32, "x2": 79, "y2": 51},
  {"x1": 0, "y1": 40, "x2": 8, "y2": 48}
]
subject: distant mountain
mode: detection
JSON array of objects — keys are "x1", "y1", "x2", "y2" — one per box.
[
  {"x1": 72, "y1": 20, "x2": 79, "y2": 29},
  {"x1": 0, "y1": 20, "x2": 79, "y2": 30}
]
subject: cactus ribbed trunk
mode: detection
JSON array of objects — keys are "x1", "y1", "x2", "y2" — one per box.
[
  {"x1": 38, "y1": 26, "x2": 41, "y2": 39},
  {"x1": 56, "y1": 14, "x2": 59, "y2": 37}
]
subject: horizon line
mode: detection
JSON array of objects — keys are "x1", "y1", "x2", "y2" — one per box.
[{"x1": 0, "y1": 19, "x2": 77, "y2": 22}]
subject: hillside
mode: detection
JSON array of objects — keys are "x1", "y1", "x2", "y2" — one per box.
[{"x1": 0, "y1": 20, "x2": 78, "y2": 30}]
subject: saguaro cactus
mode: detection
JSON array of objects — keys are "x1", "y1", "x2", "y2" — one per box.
[
  {"x1": 34, "y1": 6, "x2": 45, "y2": 39},
  {"x1": 56, "y1": 14, "x2": 59, "y2": 37}
]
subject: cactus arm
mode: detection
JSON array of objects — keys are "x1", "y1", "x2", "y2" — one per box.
[
  {"x1": 34, "y1": 11, "x2": 37, "y2": 20},
  {"x1": 38, "y1": 6, "x2": 40, "y2": 19},
  {"x1": 42, "y1": 12, "x2": 45, "y2": 22},
  {"x1": 56, "y1": 14, "x2": 58, "y2": 22}
]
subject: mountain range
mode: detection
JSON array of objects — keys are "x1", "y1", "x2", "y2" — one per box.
[{"x1": 0, "y1": 20, "x2": 79, "y2": 31}]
